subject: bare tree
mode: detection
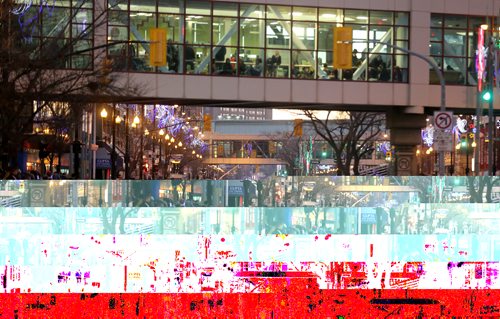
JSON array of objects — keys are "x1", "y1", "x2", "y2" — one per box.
[
  {"x1": 467, "y1": 176, "x2": 500, "y2": 203},
  {"x1": 29, "y1": 101, "x2": 78, "y2": 174},
  {"x1": 302, "y1": 110, "x2": 384, "y2": 175},
  {"x1": 101, "y1": 207, "x2": 140, "y2": 234},
  {"x1": 269, "y1": 131, "x2": 302, "y2": 176},
  {"x1": 0, "y1": 0, "x2": 140, "y2": 171}
]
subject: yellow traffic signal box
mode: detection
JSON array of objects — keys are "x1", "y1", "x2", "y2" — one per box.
[
  {"x1": 149, "y1": 28, "x2": 167, "y2": 67},
  {"x1": 333, "y1": 27, "x2": 353, "y2": 69}
]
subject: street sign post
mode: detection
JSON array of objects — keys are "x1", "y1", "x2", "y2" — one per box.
[
  {"x1": 433, "y1": 111, "x2": 454, "y2": 152},
  {"x1": 433, "y1": 130, "x2": 453, "y2": 152},
  {"x1": 397, "y1": 157, "x2": 410, "y2": 171}
]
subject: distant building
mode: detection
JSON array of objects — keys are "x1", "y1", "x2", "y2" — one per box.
[{"x1": 203, "y1": 107, "x2": 272, "y2": 121}]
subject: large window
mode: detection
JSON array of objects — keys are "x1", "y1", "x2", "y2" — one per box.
[
  {"x1": 430, "y1": 14, "x2": 493, "y2": 85},
  {"x1": 19, "y1": 0, "x2": 94, "y2": 69},
  {"x1": 106, "y1": 1, "x2": 409, "y2": 82}
]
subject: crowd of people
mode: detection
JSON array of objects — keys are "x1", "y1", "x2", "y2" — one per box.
[
  {"x1": 1, "y1": 166, "x2": 71, "y2": 180},
  {"x1": 164, "y1": 41, "x2": 407, "y2": 82}
]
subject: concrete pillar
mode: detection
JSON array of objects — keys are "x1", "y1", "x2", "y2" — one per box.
[{"x1": 387, "y1": 111, "x2": 426, "y2": 175}]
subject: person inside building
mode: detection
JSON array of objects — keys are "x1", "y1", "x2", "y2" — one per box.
[
  {"x1": 219, "y1": 58, "x2": 233, "y2": 75},
  {"x1": 166, "y1": 39, "x2": 178, "y2": 72},
  {"x1": 267, "y1": 51, "x2": 281, "y2": 77},
  {"x1": 247, "y1": 57, "x2": 263, "y2": 76},
  {"x1": 393, "y1": 66, "x2": 403, "y2": 82},
  {"x1": 214, "y1": 45, "x2": 227, "y2": 71},
  {"x1": 185, "y1": 42, "x2": 196, "y2": 72},
  {"x1": 378, "y1": 63, "x2": 391, "y2": 81},
  {"x1": 237, "y1": 57, "x2": 246, "y2": 75},
  {"x1": 108, "y1": 27, "x2": 126, "y2": 70},
  {"x1": 352, "y1": 49, "x2": 361, "y2": 67}
]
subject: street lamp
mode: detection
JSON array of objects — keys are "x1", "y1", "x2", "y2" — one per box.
[
  {"x1": 158, "y1": 128, "x2": 165, "y2": 176},
  {"x1": 100, "y1": 107, "x2": 107, "y2": 140},
  {"x1": 100, "y1": 108, "x2": 108, "y2": 119},
  {"x1": 115, "y1": 107, "x2": 141, "y2": 179},
  {"x1": 110, "y1": 104, "x2": 119, "y2": 179},
  {"x1": 100, "y1": 107, "x2": 108, "y2": 179},
  {"x1": 125, "y1": 107, "x2": 130, "y2": 179}
]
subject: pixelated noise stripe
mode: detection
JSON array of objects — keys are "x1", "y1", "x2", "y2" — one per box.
[
  {"x1": 0, "y1": 233, "x2": 499, "y2": 293},
  {"x1": 2, "y1": 261, "x2": 499, "y2": 292},
  {"x1": 0, "y1": 290, "x2": 500, "y2": 318},
  {"x1": 0, "y1": 234, "x2": 496, "y2": 266}
]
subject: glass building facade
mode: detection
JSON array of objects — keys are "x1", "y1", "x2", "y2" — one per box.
[
  {"x1": 19, "y1": 0, "x2": 94, "y2": 69},
  {"x1": 106, "y1": 0, "x2": 410, "y2": 82},
  {"x1": 16, "y1": 1, "x2": 497, "y2": 87},
  {"x1": 430, "y1": 14, "x2": 495, "y2": 86}
]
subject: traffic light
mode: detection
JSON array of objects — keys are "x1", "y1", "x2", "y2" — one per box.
[
  {"x1": 321, "y1": 144, "x2": 328, "y2": 158},
  {"x1": 461, "y1": 134, "x2": 467, "y2": 148},
  {"x1": 149, "y1": 28, "x2": 167, "y2": 67},
  {"x1": 293, "y1": 119, "x2": 303, "y2": 137},
  {"x1": 385, "y1": 151, "x2": 392, "y2": 160},
  {"x1": 481, "y1": 90, "x2": 492, "y2": 102},
  {"x1": 333, "y1": 26, "x2": 353, "y2": 69},
  {"x1": 203, "y1": 114, "x2": 212, "y2": 132}
]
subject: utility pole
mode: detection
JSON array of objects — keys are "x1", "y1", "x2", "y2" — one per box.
[
  {"x1": 139, "y1": 104, "x2": 144, "y2": 180},
  {"x1": 487, "y1": 35, "x2": 495, "y2": 176},
  {"x1": 125, "y1": 107, "x2": 130, "y2": 179},
  {"x1": 111, "y1": 104, "x2": 116, "y2": 179}
]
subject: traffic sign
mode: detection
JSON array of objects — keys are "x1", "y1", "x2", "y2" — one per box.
[
  {"x1": 398, "y1": 157, "x2": 410, "y2": 170},
  {"x1": 433, "y1": 111, "x2": 454, "y2": 176},
  {"x1": 434, "y1": 111, "x2": 453, "y2": 130},
  {"x1": 310, "y1": 159, "x2": 320, "y2": 164},
  {"x1": 433, "y1": 129, "x2": 453, "y2": 152},
  {"x1": 96, "y1": 158, "x2": 111, "y2": 169}
]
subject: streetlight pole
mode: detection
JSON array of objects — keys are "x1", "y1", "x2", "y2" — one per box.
[
  {"x1": 152, "y1": 109, "x2": 157, "y2": 179},
  {"x1": 465, "y1": 136, "x2": 470, "y2": 176},
  {"x1": 92, "y1": 104, "x2": 97, "y2": 179},
  {"x1": 351, "y1": 40, "x2": 447, "y2": 175},
  {"x1": 486, "y1": 35, "x2": 495, "y2": 176},
  {"x1": 111, "y1": 104, "x2": 117, "y2": 179},
  {"x1": 125, "y1": 107, "x2": 130, "y2": 179},
  {"x1": 100, "y1": 107, "x2": 108, "y2": 179},
  {"x1": 139, "y1": 105, "x2": 144, "y2": 180},
  {"x1": 159, "y1": 137, "x2": 162, "y2": 178}
]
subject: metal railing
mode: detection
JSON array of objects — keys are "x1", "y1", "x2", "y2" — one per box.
[
  {"x1": 0, "y1": 195, "x2": 22, "y2": 207},
  {"x1": 358, "y1": 164, "x2": 389, "y2": 176}
]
